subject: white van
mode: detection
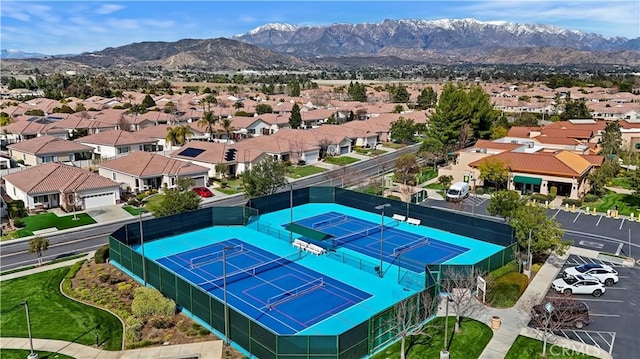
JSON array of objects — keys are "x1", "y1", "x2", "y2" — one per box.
[{"x1": 446, "y1": 182, "x2": 470, "y2": 202}]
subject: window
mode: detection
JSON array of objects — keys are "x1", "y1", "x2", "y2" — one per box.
[
  {"x1": 41, "y1": 155, "x2": 55, "y2": 163},
  {"x1": 96, "y1": 145, "x2": 101, "y2": 152},
  {"x1": 34, "y1": 195, "x2": 47, "y2": 203},
  {"x1": 635, "y1": 143, "x2": 640, "y2": 150},
  {"x1": 118, "y1": 146, "x2": 130, "y2": 154},
  {"x1": 112, "y1": 172, "x2": 116, "y2": 180}
]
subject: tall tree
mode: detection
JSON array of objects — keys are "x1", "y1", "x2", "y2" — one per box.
[
  {"x1": 394, "y1": 154, "x2": 420, "y2": 185},
  {"x1": 393, "y1": 291, "x2": 439, "y2": 359},
  {"x1": 289, "y1": 104, "x2": 302, "y2": 129},
  {"x1": 560, "y1": 93, "x2": 591, "y2": 120},
  {"x1": 148, "y1": 177, "x2": 202, "y2": 217},
  {"x1": 290, "y1": 81, "x2": 301, "y2": 97},
  {"x1": 241, "y1": 157, "x2": 288, "y2": 198},
  {"x1": 419, "y1": 137, "x2": 445, "y2": 170},
  {"x1": 510, "y1": 205, "x2": 567, "y2": 259},
  {"x1": 601, "y1": 121, "x2": 622, "y2": 158},
  {"x1": 416, "y1": 86, "x2": 437, "y2": 110},
  {"x1": 428, "y1": 83, "x2": 469, "y2": 146},
  {"x1": 220, "y1": 118, "x2": 235, "y2": 143},
  {"x1": 141, "y1": 94, "x2": 156, "y2": 109},
  {"x1": 198, "y1": 111, "x2": 218, "y2": 140},
  {"x1": 165, "y1": 125, "x2": 193, "y2": 146},
  {"x1": 255, "y1": 103, "x2": 273, "y2": 115},
  {"x1": 477, "y1": 158, "x2": 509, "y2": 190},
  {"x1": 347, "y1": 81, "x2": 367, "y2": 102},
  {"x1": 390, "y1": 84, "x2": 410, "y2": 103},
  {"x1": 467, "y1": 84, "x2": 498, "y2": 139},
  {"x1": 390, "y1": 117, "x2": 416, "y2": 143},
  {"x1": 29, "y1": 236, "x2": 50, "y2": 266},
  {"x1": 487, "y1": 190, "x2": 525, "y2": 222}
]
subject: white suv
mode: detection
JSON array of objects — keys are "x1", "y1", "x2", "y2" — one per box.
[
  {"x1": 563, "y1": 263, "x2": 618, "y2": 286},
  {"x1": 552, "y1": 274, "x2": 606, "y2": 297}
]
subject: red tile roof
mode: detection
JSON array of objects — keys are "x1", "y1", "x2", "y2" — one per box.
[
  {"x1": 8, "y1": 135, "x2": 93, "y2": 155},
  {"x1": 100, "y1": 151, "x2": 209, "y2": 177},
  {"x1": 3, "y1": 163, "x2": 119, "y2": 194},
  {"x1": 469, "y1": 151, "x2": 602, "y2": 178},
  {"x1": 78, "y1": 130, "x2": 158, "y2": 146}
]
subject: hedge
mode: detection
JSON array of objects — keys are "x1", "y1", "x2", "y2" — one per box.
[
  {"x1": 487, "y1": 272, "x2": 529, "y2": 308},
  {"x1": 562, "y1": 198, "x2": 583, "y2": 206},
  {"x1": 95, "y1": 244, "x2": 110, "y2": 264}
]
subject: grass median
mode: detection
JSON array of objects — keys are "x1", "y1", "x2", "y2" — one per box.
[
  {"x1": 0, "y1": 349, "x2": 75, "y2": 359},
  {"x1": 0, "y1": 266, "x2": 123, "y2": 351},
  {"x1": 505, "y1": 335, "x2": 599, "y2": 358}
]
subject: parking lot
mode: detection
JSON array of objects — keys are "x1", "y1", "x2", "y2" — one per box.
[{"x1": 540, "y1": 254, "x2": 640, "y2": 358}]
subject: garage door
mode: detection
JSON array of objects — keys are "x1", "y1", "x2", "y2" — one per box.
[
  {"x1": 193, "y1": 176, "x2": 205, "y2": 187},
  {"x1": 83, "y1": 193, "x2": 114, "y2": 209},
  {"x1": 340, "y1": 146, "x2": 349, "y2": 155}
]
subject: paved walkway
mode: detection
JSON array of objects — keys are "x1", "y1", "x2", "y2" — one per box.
[
  {"x1": 0, "y1": 337, "x2": 223, "y2": 359},
  {"x1": 437, "y1": 246, "x2": 612, "y2": 359}
]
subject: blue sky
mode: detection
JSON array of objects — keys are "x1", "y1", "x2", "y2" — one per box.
[{"x1": 2, "y1": 1, "x2": 639, "y2": 54}]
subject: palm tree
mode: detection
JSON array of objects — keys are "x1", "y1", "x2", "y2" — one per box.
[
  {"x1": 205, "y1": 94, "x2": 217, "y2": 109},
  {"x1": 220, "y1": 118, "x2": 235, "y2": 143},
  {"x1": 166, "y1": 126, "x2": 193, "y2": 147},
  {"x1": 233, "y1": 101, "x2": 244, "y2": 110},
  {"x1": 28, "y1": 236, "x2": 50, "y2": 266},
  {"x1": 198, "y1": 97, "x2": 208, "y2": 113},
  {"x1": 197, "y1": 111, "x2": 218, "y2": 141}
]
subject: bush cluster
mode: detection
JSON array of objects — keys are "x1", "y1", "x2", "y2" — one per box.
[
  {"x1": 529, "y1": 193, "x2": 550, "y2": 203},
  {"x1": 561, "y1": 198, "x2": 583, "y2": 206},
  {"x1": 95, "y1": 244, "x2": 110, "y2": 264},
  {"x1": 131, "y1": 287, "x2": 176, "y2": 318},
  {"x1": 583, "y1": 194, "x2": 599, "y2": 203}
]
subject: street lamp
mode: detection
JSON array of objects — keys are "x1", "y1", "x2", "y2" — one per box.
[
  {"x1": 470, "y1": 179, "x2": 477, "y2": 216},
  {"x1": 21, "y1": 300, "x2": 38, "y2": 359},
  {"x1": 374, "y1": 203, "x2": 391, "y2": 278},
  {"x1": 222, "y1": 245, "x2": 235, "y2": 346},
  {"x1": 440, "y1": 294, "x2": 454, "y2": 359}
]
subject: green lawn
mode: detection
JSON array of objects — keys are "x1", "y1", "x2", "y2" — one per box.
[
  {"x1": 353, "y1": 147, "x2": 387, "y2": 156},
  {"x1": 609, "y1": 176, "x2": 631, "y2": 189},
  {"x1": 215, "y1": 178, "x2": 244, "y2": 195},
  {"x1": 505, "y1": 335, "x2": 598, "y2": 359},
  {"x1": 371, "y1": 317, "x2": 492, "y2": 359},
  {"x1": 0, "y1": 267, "x2": 123, "y2": 351},
  {"x1": 425, "y1": 183, "x2": 446, "y2": 190},
  {"x1": 382, "y1": 142, "x2": 407, "y2": 149},
  {"x1": 324, "y1": 156, "x2": 360, "y2": 166},
  {"x1": 17, "y1": 213, "x2": 96, "y2": 237},
  {"x1": 588, "y1": 193, "x2": 640, "y2": 216},
  {"x1": 287, "y1": 165, "x2": 326, "y2": 179},
  {"x1": 122, "y1": 206, "x2": 146, "y2": 216},
  {"x1": 0, "y1": 349, "x2": 74, "y2": 359}
]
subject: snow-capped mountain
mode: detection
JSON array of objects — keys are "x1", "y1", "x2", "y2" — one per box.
[
  {"x1": 233, "y1": 18, "x2": 637, "y2": 59},
  {"x1": 1, "y1": 49, "x2": 48, "y2": 59}
]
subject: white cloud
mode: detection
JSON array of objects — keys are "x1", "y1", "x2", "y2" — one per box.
[
  {"x1": 143, "y1": 19, "x2": 176, "y2": 29},
  {"x1": 95, "y1": 4, "x2": 125, "y2": 15},
  {"x1": 1, "y1": 3, "x2": 54, "y2": 22},
  {"x1": 106, "y1": 18, "x2": 140, "y2": 30}
]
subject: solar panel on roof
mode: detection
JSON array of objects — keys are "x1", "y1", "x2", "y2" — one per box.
[{"x1": 177, "y1": 147, "x2": 205, "y2": 157}]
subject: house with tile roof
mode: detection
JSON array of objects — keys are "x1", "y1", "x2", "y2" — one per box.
[
  {"x1": 7, "y1": 135, "x2": 93, "y2": 166},
  {"x1": 3, "y1": 162, "x2": 121, "y2": 212},
  {"x1": 77, "y1": 130, "x2": 160, "y2": 159},
  {"x1": 99, "y1": 151, "x2": 210, "y2": 192},
  {"x1": 136, "y1": 124, "x2": 205, "y2": 151},
  {"x1": 438, "y1": 138, "x2": 603, "y2": 199}
]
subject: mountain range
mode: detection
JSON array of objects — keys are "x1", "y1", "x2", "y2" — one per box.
[{"x1": 2, "y1": 18, "x2": 639, "y2": 70}]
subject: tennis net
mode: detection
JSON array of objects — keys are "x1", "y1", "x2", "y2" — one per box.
[
  {"x1": 312, "y1": 215, "x2": 348, "y2": 228},
  {"x1": 266, "y1": 278, "x2": 325, "y2": 308},
  {"x1": 190, "y1": 244, "x2": 244, "y2": 269},
  {"x1": 196, "y1": 253, "x2": 297, "y2": 289},
  {"x1": 393, "y1": 236, "x2": 430, "y2": 256}
]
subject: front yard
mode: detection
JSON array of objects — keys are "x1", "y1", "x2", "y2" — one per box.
[
  {"x1": 286, "y1": 165, "x2": 326, "y2": 179},
  {"x1": 324, "y1": 156, "x2": 360, "y2": 166},
  {"x1": 2, "y1": 212, "x2": 96, "y2": 239}
]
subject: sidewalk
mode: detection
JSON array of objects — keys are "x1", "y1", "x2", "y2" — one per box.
[
  {"x1": 0, "y1": 337, "x2": 223, "y2": 359},
  {"x1": 437, "y1": 247, "x2": 612, "y2": 359},
  {"x1": 0, "y1": 252, "x2": 93, "y2": 282}
]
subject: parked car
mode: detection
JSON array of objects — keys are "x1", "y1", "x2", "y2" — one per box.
[
  {"x1": 192, "y1": 187, "x2": 214, "y2": 198},
  {"x1": 532, "y1": 299, "x2": 590, "y2": 329},
  {"x1": 552, "y1": 274, "x2": 605, "y2": 297},
  {"x1": 563, "y1": 263, "x2": 619, "y2": 286}
]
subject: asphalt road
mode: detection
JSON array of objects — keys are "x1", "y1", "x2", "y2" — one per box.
[
  {"x1": 0, "y1": 144, "x2": 419, "y2": 272},
  {"x1": 422, "y1": 196, "x2": 640, "y2": 256}
]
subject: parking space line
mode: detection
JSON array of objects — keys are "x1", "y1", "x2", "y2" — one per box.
[
  {"x1": 546, "y1": 296, "x2": 624, "y2": 303},
  {"x1": 619, "y1": 219, "x2": 625, "y2": 230},
  {"x1": 556, "y1": 330, "x2": 616, "y2": 355},
  {"x1": 573, "y1": 212, "x2": 581, "y2": 222},
  {"x1": 615, "y1": 243, "x2": 624, "y2": 255},
  {"x1": 590, "y1": 314, "x2": 621, "y2": 317},
  {"x1": 603, "y1": 287, "x2": 627, "y2": 290},
  {"x1": 596, "y1": 215, "x2": 603, "y2": 226},
  {"x1": 553, "y1": 209, "x2": 561, "y2": 218},
  {"x1": 585, "y1": 332, "x2": 598, "y2": 348}
]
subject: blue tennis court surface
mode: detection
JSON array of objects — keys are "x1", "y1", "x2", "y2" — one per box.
[
  {"x1": 156, "y1": 238, "x2": 372, "y2": 334},
  {"x1": 295, "y1": 211, "x2": 470, "y2": 273}
]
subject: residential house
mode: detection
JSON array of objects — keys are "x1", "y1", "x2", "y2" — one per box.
[
  {"x1": 3, "y1": 162, "x2": 121, "y2": 212},
  {"x1": 136, "y1": 124, "x2": 205, "y2": 152},
  {"x1": 77, "y1": 130, "x2": 160, "y2": 159},
  {"x1": 7, "y1": 135, "x2": 93, "y2": 166},
  {"x1": 99, "y1": 151, "x2": 210, "y2": 192}
]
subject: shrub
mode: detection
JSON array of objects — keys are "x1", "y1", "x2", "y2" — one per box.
[
  {"x1": 12, "y1": 218, "x2": 25, "y2": 228},
  {"x1": 95, "y1": 244, "x2": 110, "y2": 264},
  {"x1": 132, "y1": 287, "x2": 176, "y2": 317},
  {"x1": 148, "y1": 316, "x2": 174, "y2": 329},
  {"x1": 386, "y1": 195, "x2": 401, "y2": 201},
  {"x1": 136, "y1": 193, "x2": 147, "y2": 201},
  {"x1": 65, "y1": 260, "x2": 86, "y2": 280},
  {"x1": 127, "y1": 198, "x2": 139, "y2": 206},
  {"x1": 583, "y1": 194, "x2": 599, "y2": 203},
  {"x1": 488, "y1": 272, "x2": 529, "y2": 308},
  {"x1": 488, "y1": 260, "x2": 518, "y2": 280},
  {"x1": 98, "y1": 273, "x2": 111, "y2": 283},
  {"x1": 125, "y1": 316, "x2": 143, "y2": 342},
  {"x1": 475, "y1": 187, "x2": 485, "y2": 195},
  {"x1": 562, "y1": 198, "x2": 583, "y2": 206},
  {"x1": 529, "y1": 193, "x2": 549, "y2": 203},
  {"x1": 549, "y1": 186, "x2": 558, "y2": 200}
]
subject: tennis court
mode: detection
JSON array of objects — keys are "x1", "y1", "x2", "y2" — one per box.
[
  {"x1": 295, "y1": 211, "x2": 470, "y2": 273},
  {"x1": 156, "y1": 238, "x2": 372, "y2": 334}
]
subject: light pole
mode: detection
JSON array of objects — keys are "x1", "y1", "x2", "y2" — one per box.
[
  {"x1": 375, "y1": 203, "x2": 390, "y2": 278},
  {"x1": 21, "y1": 300, "x2": 38, "y2": 359},
  {"x1": 441, "y1": 295, "x2": 453, "y2": 359},
  {"x1": 139, "y1": 210, "x2": 147, "y2": 286},
  {"x1": 470, "y1": 179, "x2": 476, "y2": 216},
  {"x1": 289, "y1": 184, "x2": 294, "y2": 243},
  {"x1": 222, "y1": 245, "x2": 234, "y2": 346}
]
